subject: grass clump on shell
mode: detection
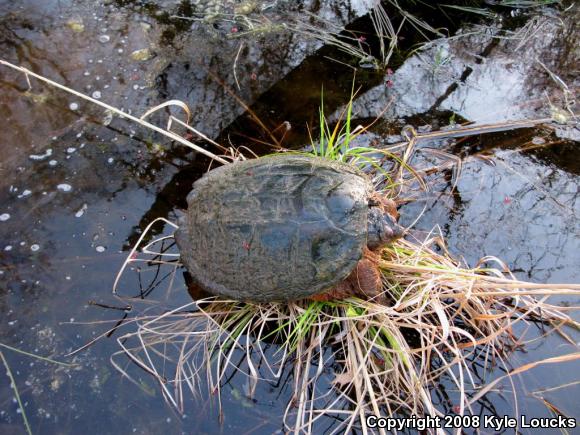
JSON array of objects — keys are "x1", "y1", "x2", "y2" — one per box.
[{"x1": 110, "y1": 98, "x2": 580, "y2": 433}]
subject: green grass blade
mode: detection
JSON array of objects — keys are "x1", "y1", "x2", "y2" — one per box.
[
  {"x1": 0, "y1": 343, "x2": 75, "y2": 367},
  {"x1": 1, "y1": 351, "x2": 33, "y2": 435}
]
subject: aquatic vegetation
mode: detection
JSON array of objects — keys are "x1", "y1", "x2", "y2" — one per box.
[
  {"x1": 302, "y1": 88, "x2": 406, "y2": 195},
  {"x1": 0, "y1": 351, "x2": 32, "y2": 435}
]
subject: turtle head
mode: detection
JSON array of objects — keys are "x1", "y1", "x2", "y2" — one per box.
[{"x1": 366, "y1": 206, "x2": 404, "y2": 250}]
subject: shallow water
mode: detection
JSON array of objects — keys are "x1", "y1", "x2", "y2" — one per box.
[{"x1": 1, "y1": 1, "x2": 579, "y2": 434}]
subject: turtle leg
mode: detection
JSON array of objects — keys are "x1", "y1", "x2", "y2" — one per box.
[
  {"x1": 369, "y1": 192, "x2": 399, "y2": 220},
  {"x1": 309, "y1": 279, "x2": 353, "y2": 302},
  {"x1": 351, "y1": 257, "x2": 383, "y2": 300},
  {"x1": 310, "y1": 249, "x2": 384, "y2": 302}
]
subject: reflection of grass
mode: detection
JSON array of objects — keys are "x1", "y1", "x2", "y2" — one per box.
[
  {"x1": 494, "y1": 0, "x2": 561, "y2": 7},
  {"x1": 442, "y1": 0, "x2": 561, "y2": 16}
]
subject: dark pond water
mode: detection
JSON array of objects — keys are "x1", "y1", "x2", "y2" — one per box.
[{"x1": 0, "y1": 1, "x2": 578, "y2": 434}]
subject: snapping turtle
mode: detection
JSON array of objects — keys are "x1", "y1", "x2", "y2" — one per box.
[{"x1": 175, "y1": 154, "x2": 403, "y2": 302}]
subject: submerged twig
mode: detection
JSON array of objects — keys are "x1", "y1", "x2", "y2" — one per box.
[{"x1": 380, "y1": 117, "x2": 554, "y2": 151}]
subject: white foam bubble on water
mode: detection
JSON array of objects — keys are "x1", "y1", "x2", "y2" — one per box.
[
  {"x1": 57, "y1": 184, "x2": 72, "y2": 192},
  {"x1": 0, "y1": 213, "x2": 10, "y2": 221},
  {"x1": 29, "y1": 149, "x2": 53, "y2": 161},
  {"x1": 75, "y1": 204, "x2": 88, "y2": 218}
]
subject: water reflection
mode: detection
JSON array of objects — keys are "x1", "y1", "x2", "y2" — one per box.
[{"x1": 349, "y1": 11, "x2": 578, "y2": 127}]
